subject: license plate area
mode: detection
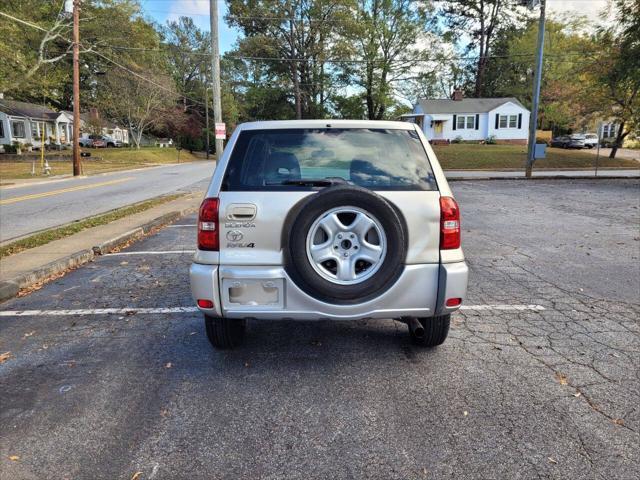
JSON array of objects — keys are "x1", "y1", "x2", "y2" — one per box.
[{"x1": 221, "y1": 278, "x2": 284, "y2": 309}]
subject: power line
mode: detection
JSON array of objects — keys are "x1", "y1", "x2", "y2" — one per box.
[{"x1": 0, "y1": 9, "x2": 206, "y2": 108}]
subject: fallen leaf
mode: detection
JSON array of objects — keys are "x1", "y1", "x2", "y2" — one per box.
[
  {"x1": 554, "y1": 372, "x2": 568, "y2": 386},
  {"x1": 120, "y1": 261, "x2": 129, "y2": 265},
  {"x1": 23, "y1": 331, "x2": 36, "y2": 338},
  {"x1": 160, "y1": 409, "x2": 169, "y2": 418},
  {"x1": 165, "y1": 362, "x2": 172, "y2": 369},
  {"x1": 613, "y1": 418, "x2": 624, "y2": 426},
  {"x1": 131, "y1": 472, "x2": 143, "y2": 480},
  {"x1": 548, "y1": 457, "x2": 557, "y2": 464},
  {"x1": 0, "y1": 352, "x2": 12, "y2": 364},
  {"x1": 573, "y1": 392, "x2": 581, "y2": 398},
  {"x1": 463, "y1": 411, "x2": 469, "y2": 417},
  {"x1": 9, "y1": 455, "x2": 19, "y2": 461}
]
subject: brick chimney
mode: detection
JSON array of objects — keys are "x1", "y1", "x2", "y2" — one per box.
[{"x1": 451, "y1": 88, "x2": 463, "y2": 101}]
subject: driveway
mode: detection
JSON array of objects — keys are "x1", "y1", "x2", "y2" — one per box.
[
  {"x1": 1, "y1": 179, "x2": 638, "y2": 479},
  {"x1": 584, "y1": 147, "x2": 640, "y2": 162}
]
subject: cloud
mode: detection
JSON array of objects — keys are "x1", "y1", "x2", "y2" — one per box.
[{"x1": 547, "y1": 0, "x2": 612, "y2": 25}]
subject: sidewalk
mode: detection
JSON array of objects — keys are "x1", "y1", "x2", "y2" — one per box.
[
  {"x1": 444, "y1": 168, "x2": 640, "y2": 180},
  {"x1": 0, "y1": 192, "x2": 202, "y2": 301}
]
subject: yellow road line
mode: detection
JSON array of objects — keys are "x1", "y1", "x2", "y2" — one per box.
[{"x1": 0, "y1": 177, "x2": 135, "y2": 205}]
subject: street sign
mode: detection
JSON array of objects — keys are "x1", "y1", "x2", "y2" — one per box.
[{"x1": 215, "y1": 123, "x2": 226, "y2": 140}]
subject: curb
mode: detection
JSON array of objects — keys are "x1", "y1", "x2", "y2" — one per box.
[
  {"x1": 0, "y1": 206, "x2": 195, "y2": 303},
  {"x1": 447, "y1": 175, "x2": 640, "y2": 182}
]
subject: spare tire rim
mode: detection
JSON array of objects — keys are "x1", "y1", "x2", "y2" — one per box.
[{"x1": 306, "y1": 206, "x2": 387, "y2": 285}]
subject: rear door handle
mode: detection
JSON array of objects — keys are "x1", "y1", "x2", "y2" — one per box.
[{"x1": 226, "y1": 203, "x2": 257, "y2": 221}]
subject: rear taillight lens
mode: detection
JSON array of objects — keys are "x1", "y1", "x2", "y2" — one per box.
[
  {"x1": 198, "y1": 198, "x2": 219, "y2": 251},
  {"x1": 440, "y1": 196, "x2": 460, "y2": 250}
]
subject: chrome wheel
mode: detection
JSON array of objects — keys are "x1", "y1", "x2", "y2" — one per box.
[{"x1": 306, "y1": 206, "x2": 387, "y2": 285}]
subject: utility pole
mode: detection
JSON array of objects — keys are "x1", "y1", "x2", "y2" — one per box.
[
  {"x1": 72, "y1": 0, "x2": 81, "y2": 176},
  {"x1": 204, "y1": 84, "x2": 210, "y2": 160},
  {"x1": 525, "y1": 0, "x2": 545, "y2": 178},
  {"x1": 209, "y1": 0, "x2": 223, "y2": 160}
]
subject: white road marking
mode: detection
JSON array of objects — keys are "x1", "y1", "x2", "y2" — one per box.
[
  {"x1": 105, "y1": 250, "x2": 196, "y2": 256},
  {"x1": 0, "y1": 305, "x2": 545, "y2": 317},
  {"x1": 460, "y1": 304, "x2": 545, "y2": 311}
]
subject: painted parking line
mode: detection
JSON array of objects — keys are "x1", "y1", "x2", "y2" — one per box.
[
  {"x1": 0, "y1": 305, "x2": 545, "y2": 317},
  {"x1": 0, "y1": 177, "x2": 135, "y2": 205},
  {"x1": 105, "y1": 250, "x2": 196, "y2": 256},
  {"x1": 460, "y1": 304, "x2": 546, "y2": 311}
]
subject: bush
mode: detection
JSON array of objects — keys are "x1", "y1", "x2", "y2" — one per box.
[
  {"x1": 535, "y1": 137, "x2": 549, "y2": 146},
  {"x1": 3, "y1": 143, "x2": 20, "y2": 154},
  {"x1": 451, "y1": 135, "x2": 463, "y2": 144},
  {"x1": 485, "y1": 135, "x2": 497, "y2": 145}
]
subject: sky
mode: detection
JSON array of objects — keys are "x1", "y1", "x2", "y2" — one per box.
[{"x1": 140, "y1": 0, "x2": 612, "y2": 55}]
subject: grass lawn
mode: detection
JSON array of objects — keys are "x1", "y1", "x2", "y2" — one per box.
[
  {"x1": 433, "y1": 144, "x2": 640, "y2": 170},
  {"x1": 0, "y1": 147, "x2": 206, "y2": 181}
]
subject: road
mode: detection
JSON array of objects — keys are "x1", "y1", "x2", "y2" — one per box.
[
  {"x1": 0, "y1": 162, "x2": 214, "y2": 243},
  {"x1": 1, "y1": 179, "x2": 639, "y2": 479}
]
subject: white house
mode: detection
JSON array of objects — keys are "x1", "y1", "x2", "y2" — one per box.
[
  {"x1": 61, "y1": 109, "x2": 130, "y2": 145},
  {"x1": 0, "y1": 98, "x2": 73, "y2": 148},
  {"x1": 404, "y1": 91, "x2": 530, "y2": 144}
]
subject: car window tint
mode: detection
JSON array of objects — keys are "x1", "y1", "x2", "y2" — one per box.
[{"x1": 222, "y1": 128, "x2": 437, "y2": 191}]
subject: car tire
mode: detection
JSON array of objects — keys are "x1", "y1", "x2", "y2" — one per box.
[
  {"x1": 204, "y1": 315, "x2": 246, "y2": 349},
  {"x1": 284, "y1": 185, "x2": 408, "y2": 304},
  {"x1": 410, "y1": 315, "x2": 450, "y2": 347}
]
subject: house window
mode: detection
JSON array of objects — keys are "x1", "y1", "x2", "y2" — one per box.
[
  {"x1": 11, "y1": 121, "x2": 25, "y2": 138},
  {"x1": 499, "y1": 115, "x2": 519, "y2": 128},
  {"x1": 457, "y1": 115, "x2": 475, "y2": 130},
  {"x1": 0, "y1": 121, "x2": 4, "y2": 138}
]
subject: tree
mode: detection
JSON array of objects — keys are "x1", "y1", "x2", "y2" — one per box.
[
  {"x1": 342, "y1": 0, "x2": 435, "y2": 119},
  {"x1": 99, "y1": 69, "x2": 177, "y2": 149},
  {"x1": 440, "y1": 0, "x2": 525, "y2": 97},
  {"x1": 585, "y1": 0, "x2": 640, "y2": 158},
  {"x1": 227, "y1": 0, "x2": 355, "y2": 119}
]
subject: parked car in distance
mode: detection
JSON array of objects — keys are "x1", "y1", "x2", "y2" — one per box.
[
  {"x1": 583, "y1": 133, "x2": 599, "y2": 149},
  {"x1": 190, "y1": 120, "x2": 468, "y2": 350},
  {"x1": 550, "y1": 134, "x2": 585, "y2": 149},
  {"x1": 78, "y1": 136, "x2": 94, "y2": 148},
  {"x1": 100, "y1": 134, "x2": 122, "y2": 148}
]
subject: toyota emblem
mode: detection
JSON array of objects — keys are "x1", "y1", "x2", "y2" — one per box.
[{"x1": 226, "y1": 230, "x2": 244, "y2": 241}]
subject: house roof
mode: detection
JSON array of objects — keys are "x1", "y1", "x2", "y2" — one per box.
[
  {"x1": 416, "y1": 97, "x2": 528, "y2": 114},
  {"x1": 0, "y1": 98, "x2": 60, "y2": 120}
]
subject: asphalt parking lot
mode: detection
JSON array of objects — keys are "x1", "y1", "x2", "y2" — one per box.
[{"x1": 1, "y1": 179, "x2": 638, "y2": 479}]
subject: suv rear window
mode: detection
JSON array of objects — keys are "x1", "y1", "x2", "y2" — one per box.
[{"x1": 222, "y1": 128, "x2": 437, "y2": 191}]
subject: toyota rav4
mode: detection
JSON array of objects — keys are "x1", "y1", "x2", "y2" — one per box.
[{"x1": 190, "y1": 120, "x2": 468, "y2": 349}]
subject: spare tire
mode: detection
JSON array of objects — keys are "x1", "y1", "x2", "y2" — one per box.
[{"x1": 283, "y1": 185, "x2": 408, "y2": 304}]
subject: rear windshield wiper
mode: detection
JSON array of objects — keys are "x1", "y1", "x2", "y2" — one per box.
[{"x1": 278, "y1": 178, "x2": 348, "y2": 187}]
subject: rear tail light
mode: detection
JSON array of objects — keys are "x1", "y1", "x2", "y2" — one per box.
[
  {"x1": 197, "y1": 299, "x2": 214, "y2": 308},
  {"x1": 440, "y1": 196, "x2": 461, "y2": 250},
  {"x1": 446, "y1": 297, "x2": 462, "y2": 307},
  {"x1": 198, "y1": 198, "x2": 219, "y2": 251}
]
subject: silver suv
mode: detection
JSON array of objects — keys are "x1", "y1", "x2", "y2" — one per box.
[{"x1": 190, "y1": 120, "x2": 468, "y2": 349}]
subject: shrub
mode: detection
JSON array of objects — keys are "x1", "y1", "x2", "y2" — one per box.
[
  {"x1": 535, "y1": 137, "x2": 549, "y2": 146},
  {"x1": 3, "y1": 143, "x2": 20, "y2": 154},
  {"x1": 451, "y1": 135, "x2": 463, "y2": 144},
  {"x1": 485, "y1": 135, "x2": 497, "y2": 145}
]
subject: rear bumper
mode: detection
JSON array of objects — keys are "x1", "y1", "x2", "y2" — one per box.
[{"x1": 190, "y1": 262, "x2": 468, "y2": 320}]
